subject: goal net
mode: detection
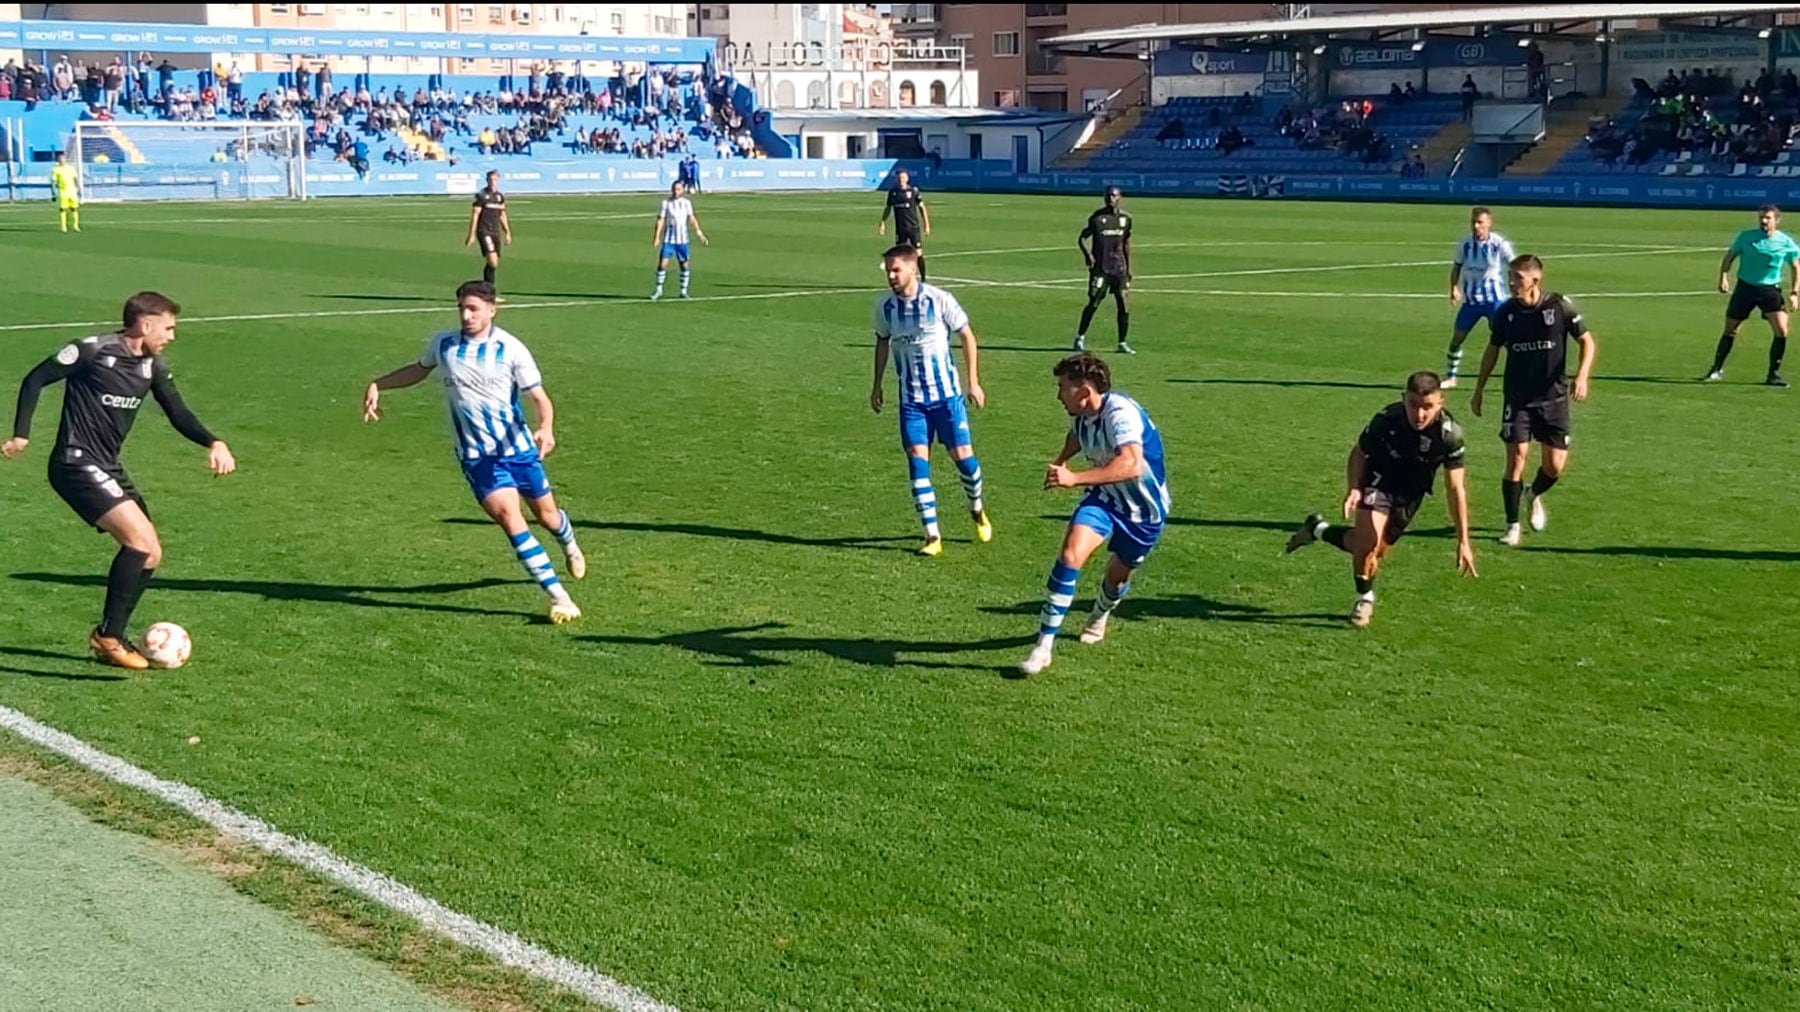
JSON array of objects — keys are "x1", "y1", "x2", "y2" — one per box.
[{"x1": 70, "y1": 120, "x2": 308, "y2": 202}]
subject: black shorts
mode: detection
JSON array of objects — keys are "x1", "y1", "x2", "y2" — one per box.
[
  {"x1": 1500, "y1": 398, "x2": 1572, "y2": 449},
  {"x1": 49, "y1": 455, "x2": 145, "y2": 530},
  {"x1": 895, "y1": 227, "x2": 923, "y2": 250},
  {"x1": 1359, "y1": 487, "x2": 1421, "y2": 544},
  {"x1": 477, "y1": 232, "x2": 501, "y2": 257},
  {"x1": 1727, "y1": 280, "x2": 1784, "y2": 320},
  {"x1": 1088, "y1": 271, "x2": 1129, "y2": 300}
]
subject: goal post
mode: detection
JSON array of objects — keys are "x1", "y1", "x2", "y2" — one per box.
[{"x1": 70, "y1": 120, "x2": 308, "y2": 203}]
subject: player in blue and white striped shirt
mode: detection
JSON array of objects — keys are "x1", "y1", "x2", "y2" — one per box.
[
  {"x1": 651, "y1": 181, "x2": 709, "y2": 301},
  {"x1": 870, "y1": 244, "x2": 991, "y2": 556},
  {"x1": 1445, "y1": 206, "x2": 1516, "y2": 387},
  {"x1": 363, "y1": 280, "x2": 584, "y2": 624},
  {"x1": 1020, "y1": 352, "x2": 1170, "y2": 677}
]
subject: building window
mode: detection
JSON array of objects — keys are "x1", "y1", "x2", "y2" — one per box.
[
  {"x1": 950, "y1": 32, "x2": 972, "y2": 51},
  {"x1": 1029, "y1": 89, "x2": 1068, "y2": 112},
  {"x1": 1025, "y1": 4, "x2": 1068, "y2": 16},
  {"x1": 994, "y1": 89, "x2": 1017, "y2": 107},
  {"x1": 552, "y1": 6, "x2": 563, "y2": 22},
  {"x1": 611, "y1": 11, "x2": 624, "y2": 31},
  {"x1": 488, "y1": 5, "x2": 503, "y2": 23},
  {"x1": 993, "y1": 32, "x2": 1020, "y2": 57},
  {"x1": 355, "y1": 4, "x2": 372, "y2": 13},
  {"x1": 514, "y1": 7, "x2": 531, "y2": 23},
  {"x1": 270, "y1": 2, "x2": 291, "y2": 11},
  {"x1": 299, "y1": 3, "x2": 326, "y2": 13},
  {"x1": 458, "y1": 4, "x2": 474, "y2": 20}
]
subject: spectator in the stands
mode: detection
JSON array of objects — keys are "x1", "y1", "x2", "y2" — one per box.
[{"x1": 1460, "y1": 74, "x2": 1479, "y2": 120}]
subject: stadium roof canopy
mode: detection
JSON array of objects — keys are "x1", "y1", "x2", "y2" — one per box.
[{"x1": 1039, "y1": 3, "x2": 1800, "y2": 58}]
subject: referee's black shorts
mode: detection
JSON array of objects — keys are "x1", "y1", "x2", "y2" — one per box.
[
  {"x1": 895, "y1": 227, "x2": 923, "y2": 250},
  {"x1": 49, "y1": 452, "x2": 146, "y2": 530},
  {"x1": 1727, "y1": 279, "x2": 1784, "y2": 320}
]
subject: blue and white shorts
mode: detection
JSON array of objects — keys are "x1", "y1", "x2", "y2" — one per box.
[
  {"x1": 898, "y1": 396, "x2": 972, "y2": 450},
  {"x1": 462, "y1": 450, "x2": 552, "y2": 504},
  {"x1": 1071, "y1": 494, "x2": 1163, "y2": 569}
]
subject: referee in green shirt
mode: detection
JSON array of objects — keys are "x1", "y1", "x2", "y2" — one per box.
[{"x1": 1706, "y1": 203, "x2": 1800, "y2": 386}]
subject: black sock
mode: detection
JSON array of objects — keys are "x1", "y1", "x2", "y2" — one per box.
[
  {"x1": 1712, "y1": 332, "x2": 1736, "y2": 372},
  {"x1": 1530, "y1": 468, "x2": 1560, "y2": 498},
  {"x1": 101, "y1": 548, "x2": 150, "y2": 638},
  {"x1": 1771, "y1": 337, "x2": 1788, "y2": 375},
  {"x1": 1354, "y1": 575, "x2": 1374, "y2": 595},
  {"x1": 917, "y1": 255, "x2": 927, "y2": 282},
  {"x1": 1323, "y1": 525, "x2": 1350, "y2": 551},
  {"x1": 1078, "y1": 301, "x2": 1099, "y2": 335},
  {"x1": 482, "y1": 263, "x2": 496, "y2": 285},
  {"x1": 1117, "y1": 307, "x2": 1130, "y2": 343},
  {"x1": 1502, "y1": 479, "x2": 1524, "y2": 526}
]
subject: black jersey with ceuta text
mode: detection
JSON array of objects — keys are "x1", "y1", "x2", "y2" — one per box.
[
  {"x1": 1489, "y1": 291, "x2": 1585, "y2": 405},
  {"x1": 11, "y1": 335, "x2": 215, "y2": 464},
  {"x1": 1083, "y1": 207, "x2": 1132, "y2": 277},
  {"x1": 472, "y1": 188, "x2": 507, "y2": 237},
  {"x1": 1357, "y1": 401, "x2": 1467, "y2": 503},
  {"x1": 886, "y1": 184, "x2": 924, "y2": 237}
]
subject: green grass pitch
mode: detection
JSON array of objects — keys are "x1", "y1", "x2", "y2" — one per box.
[{"x1": 0, "y1": 191, "x2": 1797, "y2": 1011}]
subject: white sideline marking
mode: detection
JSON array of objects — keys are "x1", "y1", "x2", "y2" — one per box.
[
  {"x1": 934, "y1": 245, "x2": 1712, "y2": 289},
  {"x1": 930, "y1": 240, "x2": 1701, "y2": 259},
  {"x1": 1103, "y1": 287, "x2": 1720, "y2": 298},
  {"x1": 0, "y1": 286, "x2": 872, "y2": 333},
  {"x1": 0, "y1": 703, "x2": 679, "y2": 1012}
]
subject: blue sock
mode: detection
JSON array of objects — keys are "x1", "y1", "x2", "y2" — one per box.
[
  {"x1": 679, "y1": 265, "x2": 691, "y2": 294},
  {"x1": 953, "y1": 454, "x2": 983, "y2": 513},
  {"x1": 1096, "y1": 578, "x2": 1131, "y2": 614},
  {"x1": 1037, "y1": 561, "x2": 1080, "y2": 646},
  {"x1": 654, "y1": 268, "x2": 666, "y2": 290},
  {"x1": 509, "y1": 530, "x2": 563, "y2": 596},
  {"x1": 908, "y1": 455, "x2": 940, "y2": 540},
  {"x1": 551, "y1": 510, "x2": 577, "y2": 550}
]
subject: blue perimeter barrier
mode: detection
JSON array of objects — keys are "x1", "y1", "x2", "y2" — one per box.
[{"x1": 7, "y1": 154, "x2": 1794, "y2": 210}]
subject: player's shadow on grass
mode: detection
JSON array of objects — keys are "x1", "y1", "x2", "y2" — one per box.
[
  {"x1": 1168, "y1": 378, "x2": 1398, "y2": 391},
  {"x1": 981, "y1": 595, "x2": 1342, "y2": 629},
  {"x1": 311, "y1": 293, "x2": 443, "y2": 303},
  {"x1": 439, "y1": 517, "x2": 924, "y2": 553},
  {"x1": 580, "y1": 621, "x2": 1028, "y2": 672},
  {"x1": 0, "y1": 646, "x2": 129, "y2": 682},
  {"x1": 1523, "y1": 544, "x2": 1800, "y2": 562},
  {"x1": 837, "y1": 342, "x2": 1074, "y2": 354},
  {"x1": 499, "y1": 290, "x2": 644, "y2": 301},
  {"x1": 9, "y1": 573, "x2": 543, "y2": 621},
  {"x1": 1593, "y1": 374, "x2": 1710, "y2": 386}
]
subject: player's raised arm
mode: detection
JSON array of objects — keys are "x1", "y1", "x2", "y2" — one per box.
[
  {"x1": 1050, "y1": 441, "x2": 1141, "y2": 489},
  {"x1": 150, "y1": 362, "x2": 235, "y2": 475},
  {"x1": 4, "y1": 342, "x2": 88, "y2": 458},
  {"x1": 363, "y1": 360, "x2": 434, "y2": 421}
]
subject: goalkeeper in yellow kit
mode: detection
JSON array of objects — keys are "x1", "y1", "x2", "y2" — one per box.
[{"x1": 51, "y1": 152, "x2": 80, "y2": 233}]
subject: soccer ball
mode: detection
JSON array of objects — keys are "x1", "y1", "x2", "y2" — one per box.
[{"x1": 141, "y1": 622, "x2": 192, "y2": 670}]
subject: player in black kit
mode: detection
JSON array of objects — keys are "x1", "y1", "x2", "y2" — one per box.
[
  {"x1": 1285, "y1": 371, "x2": 1478, "y2": 628},
  {"x1": 465, "y1": 169, "x2": 511, "y2": 290},
  {"x1": 878, "y1": 168, "x2": 931, "y2": 280},
  {"x1": 1469, "y1": 254, "x2": 1596, "y2": 547},
  {"x1": 3, "y1": 292, "x2": 237, "y2": 669},
  {"x1": 1074, "y1": 185, "x2": 1135, "y2": 354}
]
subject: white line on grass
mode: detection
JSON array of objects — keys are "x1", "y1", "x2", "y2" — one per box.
[
  {"x1": 1108, "y1": 287, "x2": 1721, "y2": 298},
  {"x1": 0, "y1": 285, "x2": 872, "y2": 333},
  {"x1": 929, "y1": 240, "x2": 1702, "y2": 259},
  {"x1": 0, "y1": 703, "x2": 679, "y2": 1012},
  {"x1": 934, "y1": 245, "x2": 1712, "y2": 288}
]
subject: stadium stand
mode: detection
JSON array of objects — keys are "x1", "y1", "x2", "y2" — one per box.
[
  {"x1": 1086, "y1": 92, "x2": 1464, "y2": 178},
  {"x1": 1546, "y1": 67, "x2": 1800, "y2": 178}
]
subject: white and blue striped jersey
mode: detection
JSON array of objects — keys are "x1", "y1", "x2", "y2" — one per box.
[
  {"x1": 872, "y1": 283, "x2": 970, "y2": 405},
  {"x1": 1074, "y1": 392, "x2": 1170, "y2": 525},
  {"x1": 416, "y1": 325, "x2": 543, "y2": 462},
  {"x1": 659, "y1": 197, "x2": 694, "y2": 244},
  {"x1": 1455, "y1": 232, "x2": 1516, "y2": 305}
]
